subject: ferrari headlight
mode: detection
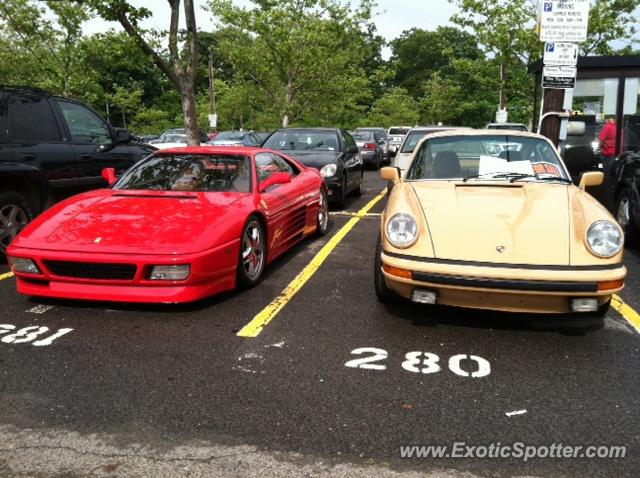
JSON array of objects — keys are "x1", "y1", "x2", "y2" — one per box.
[
  {"x1": 586, "y1": 221, "x2": 623, "y2": 258},
  {"x1": 320, "y1": 164, "x2": 337, "y2": 178},
  {"x1": 149, "y1": 265, "x2": 190, "y2": 281},
  {"x1": 386, "y1": 213, "x2": 419, "y2": 248},
  {"x1": 8, "y1": 257, "x2": 41, "y2": 274}
]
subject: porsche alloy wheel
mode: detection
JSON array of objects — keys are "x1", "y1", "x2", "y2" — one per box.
[
  {"x1": 317, "y1": 189, "x2": 329, "y2": 236},
  {"x1": 238, "y1": 218, "x2": 266, "y2": 287},
  {"x1": 616, "y1": 189, "x2": 638, "y2": 246},
  {"x1": 0, "y1": 193, "x2": 32, "y2": 256}
]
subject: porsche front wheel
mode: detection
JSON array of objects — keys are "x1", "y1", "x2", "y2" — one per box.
[
  {"x1": 374, "y1": 234, "x2": 399, "y2": 303},
  {"x1": 237, "y1": 217, "x2": 266, "y2": 289}
]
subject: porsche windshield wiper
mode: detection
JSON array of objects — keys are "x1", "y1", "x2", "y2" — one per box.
[
  {"x1": 463, "y1": 172, "x2": 530, "y2": 182},
  {"x1": 509, "y1": 174, "x2": 573, "y2": 184}
]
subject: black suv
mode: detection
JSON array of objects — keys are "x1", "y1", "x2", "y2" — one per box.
[{"x1": 0, "y1": 87, "x2": 156, "y2": 255}]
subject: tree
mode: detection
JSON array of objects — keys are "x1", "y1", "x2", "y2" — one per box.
[
  {"x1": 207, "y1": 0, "x2": 376, "y2": 128},
  {"x1": 0, "y1": 0, "x2": 90, "y2": 95},
  {"x1": 367, "y1": 88, "x2": 420, "y2": 126},
  {"x1": 81, "y1": 0, "x2": 201, "y2": 145},
  {"x1": 389, "y1": 26, "x2": 481, "y2": 98}
]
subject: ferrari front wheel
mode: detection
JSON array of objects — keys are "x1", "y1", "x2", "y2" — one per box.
[
  {"x1": 316, "y1": 188, "x2": 329, "y2": 236},
  {"x1": 237, "y1": 217, "x2": 266, "y2": 289}
]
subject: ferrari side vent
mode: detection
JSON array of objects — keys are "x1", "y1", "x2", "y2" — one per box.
[{"x1": 44, "y1": 261, "x2": 137, "y2": 280}]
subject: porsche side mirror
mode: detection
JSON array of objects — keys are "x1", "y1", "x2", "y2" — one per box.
[
  {"x1": 259, "y1": 172, "x2": 291, "y2": 193},
  {"x1": 101, "y1": 167, "x2": 118, "y2": 186},
  {"x1": 579, "y1": 171, "x2": 604, "y2": 190},
  {"x1": 381, "y1": 166, "x2": 400, "y2": 182}
]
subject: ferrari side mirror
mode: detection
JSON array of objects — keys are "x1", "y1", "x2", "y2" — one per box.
[
  {"x1": 259, "y1": 172, "x2": 291, "y2": 193},
  {"x1": 101, "y1": 168, "x2": 118, "y2": 186}
]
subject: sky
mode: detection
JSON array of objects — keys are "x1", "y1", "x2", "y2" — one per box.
[{"x1": 82, "y1": 0, "x2": 459, "y2": 58}]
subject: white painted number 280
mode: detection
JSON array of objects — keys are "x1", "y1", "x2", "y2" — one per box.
[
  {"x1": 0, "y1": 324, "x2": 73, "y2": 347},
  {"x1": 346, "y1": 348, "x2": 490, "y2": 378}
]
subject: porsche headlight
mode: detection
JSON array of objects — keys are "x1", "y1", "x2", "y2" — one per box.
[
  {"x1": 386, "y1": 213, "x2": 418, "y2": 248},
  {"x1": 320, "y1": 164, "x2": 337, "y2": 178},
  {"x1": 586, "y1": 221, "x2": 623, "y2": 258}
]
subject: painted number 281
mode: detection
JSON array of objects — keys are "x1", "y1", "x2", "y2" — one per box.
[
  {"x1": 0, "y1": 324, "x2": 73, "y2": 347},
  {"x1": 345, "y1": 347, "x2": 491, "y2": 378}
]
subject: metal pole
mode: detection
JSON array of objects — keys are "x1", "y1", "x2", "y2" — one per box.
[{"x1": 208, "y1": 48, "x2": 217, "y2": 116}]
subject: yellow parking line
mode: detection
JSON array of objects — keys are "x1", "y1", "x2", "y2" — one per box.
[
  {"x1": 0, "y1": 272, "x2": 14, "y2": 281},
  {"x1": 330, "y1": 212, "x2": 382, "y2": 218},
  {"x1": 612, "y1": 295, "x2": 640, "y2": 335},
  {"x1": 238, "y1": 190, "x2": 387, "y2": 338}
]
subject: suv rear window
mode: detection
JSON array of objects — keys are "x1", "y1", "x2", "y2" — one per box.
[{"x1": 8, "y1": 95, "x2": 60, "y2": 142}]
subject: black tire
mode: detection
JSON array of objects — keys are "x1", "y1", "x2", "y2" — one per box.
[
  {"x1": 615, "y1": 188, "x2": 639, "y2": 246},
  {"x1": 236, "y1": 216, "x2": 267, "y2": 289},
  {"x1": 0, "y1": 191, "x2": 34, "y2": 260},
  {"x1": 354, "y1": 171, "x2": 363, "y2": 196},
  {"x1": 374, "y1": 234, "x2": 399, "y2": 303},
  {"x1": 316, "y1": 188, "x2": 329, "y2": 236},
  {"x1": 334, "y1": 173, "x2": 347, "y2": 210}
]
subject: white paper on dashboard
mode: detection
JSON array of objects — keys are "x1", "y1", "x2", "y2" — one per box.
[{"x1": 478, "y1": 156, "x2": 534, "y2": 176}]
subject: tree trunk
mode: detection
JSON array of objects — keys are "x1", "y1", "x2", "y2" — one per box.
[
  {"x1": 499, "y1": 61, "x2": 506, "y2": 110},
  {"x1": 282, "y1": 114, "x2": 290, "y2": 128},
  {"x1": 181, "y1": 81, "x2": 200, "y2": 145}
]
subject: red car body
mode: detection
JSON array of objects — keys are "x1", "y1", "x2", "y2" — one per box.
[{"x1": 7, "y1": 147, "x2": 326, "y2": 303}]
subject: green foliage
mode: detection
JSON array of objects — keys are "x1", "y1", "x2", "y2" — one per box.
[
  {"x1": 367, "y1": 88, "x2": 420, "y2": 127},
  {"x1": 206, "y1": 0, "x2": 377, "y2": 128}
]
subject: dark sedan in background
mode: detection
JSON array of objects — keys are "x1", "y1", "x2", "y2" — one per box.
[
  {"x1": 350, "y1": 130, "x2": 385, "y2": 170},
  {"x1": 262, "y1": 128, "x2": 363, "y2": 208}
]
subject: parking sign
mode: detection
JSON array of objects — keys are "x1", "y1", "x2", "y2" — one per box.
[{"x1": 538, "y1": 0, "x2": 590, "y2": 42}]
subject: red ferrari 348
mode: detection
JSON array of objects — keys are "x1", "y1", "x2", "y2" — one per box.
[{"x1": 7, "y1": 147, "x2": 329, "y2": 303}]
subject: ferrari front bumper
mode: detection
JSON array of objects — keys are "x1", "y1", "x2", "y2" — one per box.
[
  {"x1": 8, "y1": 240, "x2": 241, "y2": 304},
  {"x1": 381, "y1": 251, "x2": 627, "y2": 314}
]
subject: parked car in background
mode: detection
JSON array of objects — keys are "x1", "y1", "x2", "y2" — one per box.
[
  {"x1": 486, "y1": 123, "x2": 529, "y2": 132},
  {"x1": 387, "y1": 126, "x2": 411, "y2": 157},
  {"x1": 393, "y1": 126, "x2": 468, "y2": 174},
  {"x1": 609, "y1": 148, "x2": 640, "y2": 247},
  {"x1": 7, "y1": 146, "x2": 329, "y2": 303},
  {"x1": 254, "y1": 132, "x2": 273, "y2": 145},
  {"x1": 149, "y1": 128, "x2": 210, "y2": 146},
  {"x1": 350, "y1": 130, "x2": 385, "y2": 170},
  {"x1": 377, "y1": 130, "x2": 625, "y2": 326},
  {"x1": 0, "y1": 86, "x2": 155, "y2": 257},
  {"x1": 209, "y1": 131, "x2": 262, "y2": 147},
  {"x1": 355, "y1": 127, "x2": 388, "y2": 161},
  {"x1": 262, "y1": 128, "x2": 363, "y2": 208}
]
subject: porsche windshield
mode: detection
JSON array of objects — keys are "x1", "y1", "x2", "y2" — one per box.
[
  {"x1": 400, "y1": 129, "x2": 447, "y2": 153},
  {"x1": 405, "y1": 135, "x2": 571, "y2": 183},
  {"x1": 114, "y1": 155, "x2": 252, "y2": 192}
]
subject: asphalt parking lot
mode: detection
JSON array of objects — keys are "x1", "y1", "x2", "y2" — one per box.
[{"x1": 1, "y1": 171, "x2": 639, "y2": 478}]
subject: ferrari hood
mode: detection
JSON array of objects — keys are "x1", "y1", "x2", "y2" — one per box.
[
  {"x1": 410, "y1": 182, "x2": 571, "y2": 266},
  {"x1": 17, "y1": 190, "x2": 246, "y2": 255}
]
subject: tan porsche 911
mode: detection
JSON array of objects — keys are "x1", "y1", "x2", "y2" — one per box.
[{"x1": 375, "y1": 130, "x2": 627, "y2": 321}]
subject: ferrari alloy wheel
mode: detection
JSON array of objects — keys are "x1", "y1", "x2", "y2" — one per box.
[
  {"x1": 238, "y1": 218, "x2": 266, "y2": 288},
  {"x1": 616, "y1": 189, "x2": 638, "y2": 246},
  {"x1": 316, "y1": 189, "x2": 329, "y2": 236},
  {"x1": 0, "y1": 192, "x2": 32, "y2": 257}
]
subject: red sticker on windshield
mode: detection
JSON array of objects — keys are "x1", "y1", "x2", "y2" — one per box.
[{"x1": 533, "y1": 162, "x2": 560, "y2": 177}]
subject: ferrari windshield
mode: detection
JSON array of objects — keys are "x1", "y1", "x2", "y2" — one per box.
[
  {"x1": 114, "y1": 154, "x2": 252, "y2": 192},
  {"x1": 406, "y1": 135, "x2": 570, "y2": 183},
  {"x1": 263, "y1": 130, "x2": 339, "y2": 151}
]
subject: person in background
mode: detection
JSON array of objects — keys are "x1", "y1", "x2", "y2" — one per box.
[{"x1": 598, "y1": 118, "x2": 617, "y2": 177}]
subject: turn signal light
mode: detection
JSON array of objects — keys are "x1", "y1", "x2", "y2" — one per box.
[
  {"x1": 597, "y1": 279, "x2": 625, "y2": 291},
  {"x1": 382, "y1": 264, "x2": 412, "y2": 279}
]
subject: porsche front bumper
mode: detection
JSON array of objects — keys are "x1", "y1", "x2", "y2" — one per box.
[{"x1": 381, "y1": 251, "x2": 627, "y2": 314}]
